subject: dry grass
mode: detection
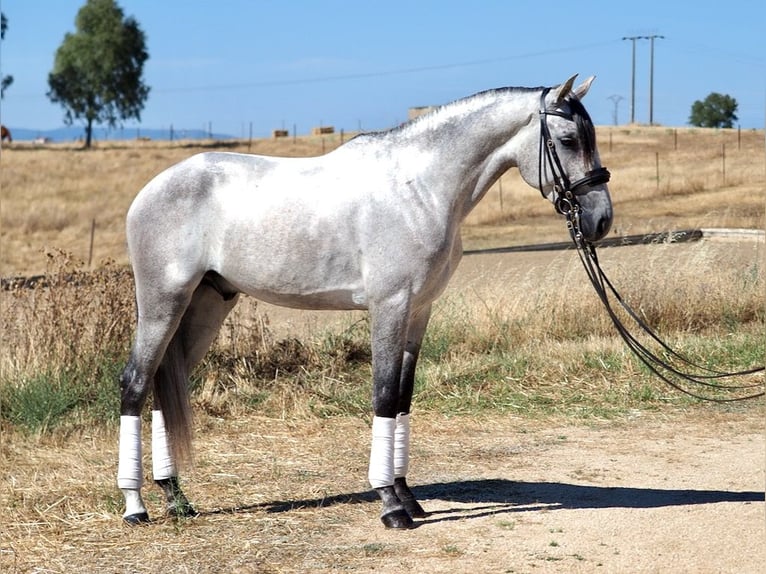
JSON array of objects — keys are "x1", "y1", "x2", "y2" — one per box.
[
  {"x1": 0, "y1": 127, "x2": 763, "y2": 276},
  {"x1": 0, "y1": 128, "x2": 763, "y2": 429}
]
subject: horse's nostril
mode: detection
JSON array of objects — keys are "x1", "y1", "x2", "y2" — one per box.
[{"x1": 596, "y1": 216, "x2": 612, "y2": 238}]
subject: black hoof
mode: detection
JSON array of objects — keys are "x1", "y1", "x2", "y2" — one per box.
[
  {"x1": 380, "y1": 508, "x2": 415, "y2": 529},
  {"x1": 123, "y1": 512, "x2": 150, "y2": 525},
  {"x1": 156, "y1": 477, "x2": 198, "y2": 519},
  {"x1": 400, "y1": 497, "x2": 429, "y2": 519},
  {"x1": 394, "y1": 477, "x2": 429, "y2": 518}
]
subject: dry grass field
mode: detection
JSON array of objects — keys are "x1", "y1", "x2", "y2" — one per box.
[
  {"x1": 0, "y1": 125, "x2": 764, "y2": 573},
  {"x1": 0, "y1": 126, "x2": 763, "y2": 276}
]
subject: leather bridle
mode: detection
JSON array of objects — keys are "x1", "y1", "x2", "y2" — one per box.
[
  {"x1": 537, "y1": 89, "x2": 763, "y2": 401},
  {"x1": 538, "y1": 88, "x2": 610, "y2": 232},
  {"x1": 541, "y1": 84, "x2": 765, "y2": 400}
]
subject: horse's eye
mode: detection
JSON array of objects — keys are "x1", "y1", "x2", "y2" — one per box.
[{"x1": 559, "y1": 137, "x2": 577, "y2": 149}]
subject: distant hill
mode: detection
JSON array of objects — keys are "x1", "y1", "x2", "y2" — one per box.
[{"x1": 4, "y1": 125, "x2": 235, "y2": 143}]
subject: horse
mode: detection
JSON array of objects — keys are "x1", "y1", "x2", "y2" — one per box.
[
  {"x1": 0, "y1": 125, "x2": 11, "y2": 143},
  {"x1": 117, "y1": 75, "x2": 613, "y2": 529}
]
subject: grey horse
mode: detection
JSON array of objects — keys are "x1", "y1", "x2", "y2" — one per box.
[{"x1": 117, "y1": 75, "x2": 612, "y2": 529}]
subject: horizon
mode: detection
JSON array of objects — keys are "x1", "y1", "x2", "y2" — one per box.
[{"x1": 1, "y1": 1, "x2": 764, "y2": 137}]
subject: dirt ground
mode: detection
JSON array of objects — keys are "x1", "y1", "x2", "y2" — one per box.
[
  {"x1": 1, "y1": 409, "x2": 763, "y2": 573},
  {"x1": 1, "y1": 239, "x2": 763, "y2": 573}
]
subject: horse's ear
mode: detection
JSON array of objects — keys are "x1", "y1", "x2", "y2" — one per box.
[
  {"x1": 552, "y1": 75, "x2": 578, "y2": 106},
  {"x1": 572, "y1": 76, "x2": 595, "y2": 101}
]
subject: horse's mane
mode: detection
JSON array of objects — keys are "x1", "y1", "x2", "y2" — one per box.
[{"x1": 349, "y1": 86, "x2": 597, "y2": 165}]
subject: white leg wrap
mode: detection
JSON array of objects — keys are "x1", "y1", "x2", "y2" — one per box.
[
  {"x1": 368, "y1": 416, "x2": 396, "y2": 489},
  {"x1": 117, "y1": 415, "x2": 143, "y2": 490},
  {"x1": 394, "y1": 413, "x2": 411, "y2": 478},
  {"x1": 152, "y1": 410, "x2": 177, "y2": 480}
]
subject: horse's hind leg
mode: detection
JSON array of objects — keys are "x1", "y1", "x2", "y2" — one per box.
[
  {"x1": 118, "y1": 288, "x2": 192, "y2": 524},
  {"x1": 152, "y1": 276, "x2": 239, "y2": 518}
]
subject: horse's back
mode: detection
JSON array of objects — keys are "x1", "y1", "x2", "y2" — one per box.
[{"x1": 126, "y1": 151, "x2": 375, "y2": 306}]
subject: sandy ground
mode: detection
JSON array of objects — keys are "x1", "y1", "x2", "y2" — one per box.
[
  {"x1": 345, "y1": 410, "x2": 765, "y2": 574},
  {"x1": 1, "y1": 410, "x2": 763, "y2": 573}
]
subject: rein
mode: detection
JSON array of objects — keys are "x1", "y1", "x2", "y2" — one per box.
[
  {"x1": 538, "y1": 87, "x2": 764, "y2": 402},
  {"x1": 567, "y1": 225, "x2": 764, "y2": 402}
]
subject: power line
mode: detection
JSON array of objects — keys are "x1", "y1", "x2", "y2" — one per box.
[
  {"x1": 138, "y1": 40, "x2": 622, "y2": 96},
  {"x1": 0, "y1": 39, "x2": 618, "y2": 100}
]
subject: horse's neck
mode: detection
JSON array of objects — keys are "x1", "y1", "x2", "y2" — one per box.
[{"x1": 395, "y1": 89, "x2": 536, "y2": 219}]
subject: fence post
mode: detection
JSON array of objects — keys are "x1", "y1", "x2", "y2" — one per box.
[
  {"x1": 88, "y1": 218, "x2": 96, "y2": 268},
  {"x1": 655, "y1": 152, "x2": 660, "y2": 190}
]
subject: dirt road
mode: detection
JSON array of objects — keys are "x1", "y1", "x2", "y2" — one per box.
[{"x1": 1, "y1": 408, "x2": 762, "y2": 573}]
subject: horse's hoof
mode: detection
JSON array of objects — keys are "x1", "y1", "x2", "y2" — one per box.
[
  {"x1": 123, "y1": 512, "x2": 150, "y2": 525},
  {"x1": 401, "y1": 497, "x2": 429, "y2": 519},
  {"x1": 393, "y1": 477, "x2": 429, "y2": 518},
  {"x1": 380, "y1": 508, "x2": 415, "y2": 529}
]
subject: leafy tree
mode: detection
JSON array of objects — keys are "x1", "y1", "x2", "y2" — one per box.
[
  {"x1": 1, "y1": 12, "x2": 14, "y2": 98},
  {"x1": 689, "y1": 92, "x2": 738, "y2": 129},
  {"x1": 47, "y1": 0, "x2": 149, "y2": 147}
]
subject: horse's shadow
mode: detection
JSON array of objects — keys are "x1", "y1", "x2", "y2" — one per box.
[{"x1": 201, "y1": 479, "x2": 764, "y2": 525}]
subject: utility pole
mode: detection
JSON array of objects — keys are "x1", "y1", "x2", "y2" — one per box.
[
  {"x1": 622, "y1": 37, "x2": 642, "y2": 124},
  {"x1": 645, "y1": 35, "x2": 664, "y2": 125},
  {"x1": 608, "y1": 95, "x2": 624, "y2": 125}
]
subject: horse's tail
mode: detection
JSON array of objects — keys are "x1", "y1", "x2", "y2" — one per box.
[{"x1": 153, "y1": 332, "x2": 194, "y2": 468}]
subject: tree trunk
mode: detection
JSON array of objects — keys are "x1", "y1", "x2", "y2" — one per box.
[{"x1": 85, "y1": 119, "x2": 93, "y2": 148}]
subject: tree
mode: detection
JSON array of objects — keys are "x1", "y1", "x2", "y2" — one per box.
[
  {"x1": 1, "y1": 12, "x2": 14, "y2": 98},
  {"x1": 689, "y1": 92, "x2": 738, "y2": 129},
  {"x1": 47, "y1": 0, "x2": 149, "y2": 148}
]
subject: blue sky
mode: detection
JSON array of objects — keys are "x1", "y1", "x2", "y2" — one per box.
[{"x1": 1, "y1": 0, "x2": 764, "y2": 138}]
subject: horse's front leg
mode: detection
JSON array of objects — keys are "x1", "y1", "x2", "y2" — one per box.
[
  {"x1": 368, "y1": 299, "x2": 426, "y2": 529},
  {"x1": 391, "y1": 305, "x2": 431, "y2": 520}
]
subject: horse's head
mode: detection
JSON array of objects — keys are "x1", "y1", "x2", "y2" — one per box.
[{"x1": 518, "y1": 75, "x2": 613, "y2": 243}]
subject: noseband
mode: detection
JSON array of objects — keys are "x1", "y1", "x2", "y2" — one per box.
[{"x1": 538, "y1": 88, "x2": 610, "y2": 229}]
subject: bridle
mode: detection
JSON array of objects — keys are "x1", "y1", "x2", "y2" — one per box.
[
  {"x1": 538, "y1": 87, "x2": 764, "y2": 402},
  {"x1": 538, "y1": 87, "x2": 610, "y2": 235}
]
